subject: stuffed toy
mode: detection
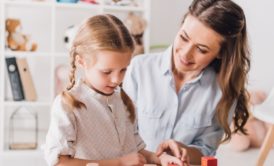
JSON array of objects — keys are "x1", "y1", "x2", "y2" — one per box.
[
  {"x1": 6, "y1": 18, "x2": 37, "y2": 52},
  {"x1": 57, "y1": 0, "x2": 79, "y2": 3},
  {"x1": 124, "y1": 12, "x2": 146, "y2": 56},
  {"x1": 107, "y1": 0, "x2": 137, "y2": 6},
  {"x1": 228, "y1": 90, "x2": 270, "y2": 151},
  {"x1": 80, "y1": 0, "x2": 98, "y2": 4},
  {"x1": 64, "y1": 25, "x2": 79, "y2": 50}
]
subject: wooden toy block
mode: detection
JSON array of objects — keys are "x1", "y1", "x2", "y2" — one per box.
[{"x1": 201, "y1": 156, "x2": 217, "y2": 166}]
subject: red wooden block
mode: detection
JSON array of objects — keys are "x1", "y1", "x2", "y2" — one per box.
[{"x1": 201, "y1": 156, "x2": 217, "y2": 166}]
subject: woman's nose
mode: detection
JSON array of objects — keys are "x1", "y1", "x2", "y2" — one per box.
[{"x1": 180, "y1": 44, "x2": 194, "y2": 59}]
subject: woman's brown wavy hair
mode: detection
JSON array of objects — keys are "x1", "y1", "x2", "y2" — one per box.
[
  {"x1": 61, "y1": 14, "x2": 136, "y2": 123},
  {"x1": 187, "y1": 0, "x2": 250, "y2": 142}
]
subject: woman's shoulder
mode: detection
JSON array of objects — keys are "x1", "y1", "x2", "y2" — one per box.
[{"x1": 200, "y1": 67, "x2": 222, "y2": 95}]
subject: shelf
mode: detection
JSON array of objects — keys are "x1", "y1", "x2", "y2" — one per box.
[
  {"x1": 55, "y1": 2, "x2": 100, "y2": 9},
  {"x1": 2, "y1": 129, "x2": 47, "y2": 155},
  {"x1": 4, "y1": 101, "x2": 51, "y2": 107},
  {"x1": 103, "y1": 5, "x2": 144, "y2": 12},
  {"x1": 1, "y1": 149, "x2": 44, "y2": 156},
  {"x1": 4, "y1": 51, "x2": 52, "y2": 57},
  {"x1": 4, "y1": 0, "x2": 52, "y2": 8}
]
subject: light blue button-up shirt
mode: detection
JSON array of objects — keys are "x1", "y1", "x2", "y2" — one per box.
[{"x1": 123, "y1": 46, "x2": 235, "y2": 156}]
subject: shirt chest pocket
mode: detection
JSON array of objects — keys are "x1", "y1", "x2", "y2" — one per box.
[
  {"x1": 137, "y1": 105, "x2": 166, "y2": 145},
  {"x1": 181, "y1": 115, "x2": 213, "y2": 129},
  {"x1": 138, "y1": 105, "x2": 165, "y2": 119}
]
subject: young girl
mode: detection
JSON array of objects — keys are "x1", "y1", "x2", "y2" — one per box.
[{"x1": 44, "y1": 14, "x2": 183, "y2": 166}]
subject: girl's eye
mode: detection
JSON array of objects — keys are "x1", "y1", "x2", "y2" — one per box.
[
  {"x1": 102, "y1": 71, "x2": 112, "y2": 75},
  {"x1": 120, "y1": 68, "x2": 127, "y2": 73},
  {"x1": 180, "y1": 35, "x2": 188, "y2": 42}
]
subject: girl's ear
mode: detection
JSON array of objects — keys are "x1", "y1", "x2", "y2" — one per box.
[{"x1": 75, "y1": 55, "x2": 86, "y2": 68}]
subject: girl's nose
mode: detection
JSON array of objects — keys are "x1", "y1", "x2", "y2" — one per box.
[{"x1": 111, "y1": 75, "x2": 121, "y2": 85}]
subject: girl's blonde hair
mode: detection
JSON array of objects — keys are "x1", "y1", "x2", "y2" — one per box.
[{"x1": 61, "y1": 14, "x2": 136, "y2": 123}]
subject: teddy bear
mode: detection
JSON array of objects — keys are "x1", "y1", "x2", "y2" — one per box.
[
  {"x1": 6, "y1": 18, "x2": 37, "y2": 52},
  {"x1": 124, "y1": 12, "x2": 146, "y2": 56},
  {"x1": 228, "y1": 90, "x2": 271, "y2": 151}
]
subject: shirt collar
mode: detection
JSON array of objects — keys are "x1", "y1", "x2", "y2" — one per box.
[{"x1": 74, "y1": 79, "x2": 118, "y2": 103}]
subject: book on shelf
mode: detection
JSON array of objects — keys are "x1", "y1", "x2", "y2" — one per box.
[
  {"x1": 5, "y1": 57, "x2": 25, "y2": 101},
  {"x1": 16, "y1": 57, "x2": 37, "y2": 101},
  {"x1": 5, "y1": 57, "x2": 37, "y2": 101}
]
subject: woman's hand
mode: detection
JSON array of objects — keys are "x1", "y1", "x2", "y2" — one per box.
[
  {"x1": 156, "y1": 139, "x2": 190, "y2": 166},
  {"x1": 119, "y1": 152, "x2": 147, "y2": 166}
]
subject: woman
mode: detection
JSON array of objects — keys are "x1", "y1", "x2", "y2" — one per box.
[{"x1": 123, "y1": 0, "x2": 250, "y2": 165}]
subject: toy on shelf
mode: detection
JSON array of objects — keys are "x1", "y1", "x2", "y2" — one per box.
[
  {"x1": 9, "y1": 106, "x2": 38, "y2": 150},
  {"x1": 105, "y1": 0, "x2": 139, "y2": 7},
  {"x1": 64, "y1": 25, "x2": 79, "y2": 50},
  {"x1": 80, "y1": 0, "x2": 98, "y2": 4},
  {"x1": 6, "y1": 18, "x2": 37, "y2": 52},
  {"x1": 57, "y1": 0, "x2": 79, "y2": 3},
  {"x1": 124, "y1": 12, "x2": 146, "y2": 56},
  {"x1": 201, "y1": 156, "x2": 217, "y2": 166}
]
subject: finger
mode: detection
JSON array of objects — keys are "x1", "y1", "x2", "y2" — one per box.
[
  {"x1": 156, "y1": 141, "x2": 172, "y2": 156},
  {"x1": 180, "y1": 148, "x2": 188, "y2": 162},
  {"x1": 183, "y1": 160, "x2": 190, "y2": 166},
  {"x1": 167, "y1": 140, "x2": 182, "y2": 158},
  {"x1": 156, "y1": 143, "x2": 164, "y2": 156},
  {"x1": 157, "y1": 140, "x2": 182, "y2": 159},
  {"x1": 181, "y1": 154, "x2": 190, "y2": 166},
  {"x1": 138, "y1": 153, "x2": 147, "y2": 164}
]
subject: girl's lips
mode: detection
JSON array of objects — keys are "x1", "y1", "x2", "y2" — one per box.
[{"x1": 106, "y1": 86, "x2": 116, "y2": 90}]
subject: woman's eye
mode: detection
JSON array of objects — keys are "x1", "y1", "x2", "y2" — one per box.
[
  {"x1": 197, "y1": 47, "x2": 208, "y2": 54},
  {"x1": 180, "y1": 35, "x2": 188, "y2": 42}
]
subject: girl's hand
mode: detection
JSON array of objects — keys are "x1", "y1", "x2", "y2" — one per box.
[
  {"x1": 159, "y1": 152, "x2": 183, "y2": 166},
  {"x1": 156, "y1": 139, "x2": 190, "y2": 166},
  {"x1": 119, "y1": 152, "x2": 147, "y2": 166}
]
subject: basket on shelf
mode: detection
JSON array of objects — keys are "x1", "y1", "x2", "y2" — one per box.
[{"x1": 9, "y1": 106, "x2": 38, "y2": 150}]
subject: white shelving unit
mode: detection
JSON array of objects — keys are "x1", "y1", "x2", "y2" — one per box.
[{"x1": 0, "y1": 0, "x2": 151, "y2": 156}]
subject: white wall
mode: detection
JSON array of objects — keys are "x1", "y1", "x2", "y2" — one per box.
[
  {"x1": 150, "y1": 0, "x2": 191, "y2": 48},
  {"x1": 151, "y1": 0, "x2": 274, "y2": 92},
  {"x1": 234, "y1": 0, "x2": 274, "y2": 92}
]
